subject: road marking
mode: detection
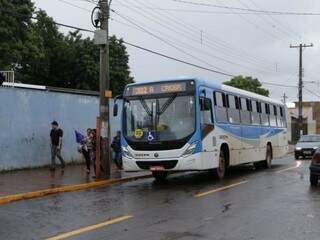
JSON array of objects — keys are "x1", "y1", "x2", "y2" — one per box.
[
  {"x1": 46, "y1": 215, "x2": 133, "y2": 240},
  {"x1": 194, "y1": 180, "x2": 248, "y2": 198},
  {"x1": 276, "y1": 161, "x2": 302, "y2": 173}
]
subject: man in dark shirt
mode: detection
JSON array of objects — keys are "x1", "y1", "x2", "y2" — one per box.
[{"x1": 50, "y1": 121, "x2": 65, "y2": 170}]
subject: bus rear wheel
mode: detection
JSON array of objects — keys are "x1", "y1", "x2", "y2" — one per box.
[
  {"x1": 253, "y1": 145, "x2": 272, "y2": 169},
  {"x1": 261, "y1": 145, "x2": 272, "y2": 169},
  {"x1": 152, "y1": 171, "x2": 168, "y2": 182},
  {"x1": 216, "y1": 150, "x2": 226, "y2": 179}
]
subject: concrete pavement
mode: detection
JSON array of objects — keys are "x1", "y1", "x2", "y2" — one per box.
[{"x1": 0, "y1": 164, "x2": 151, "y2": 205}]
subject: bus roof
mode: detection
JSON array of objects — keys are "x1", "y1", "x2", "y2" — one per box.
[{"x1": 127, "y1": 77, "x2": 283, "y2": 105}]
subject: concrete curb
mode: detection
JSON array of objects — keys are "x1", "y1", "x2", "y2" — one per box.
[{"x1": 0, "y1": 174, "x2": 152, "y2": 206}]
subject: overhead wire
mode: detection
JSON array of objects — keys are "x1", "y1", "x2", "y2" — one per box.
[
  {"x1": 0, "y1": 5, "x2": 300, "y2": 88},
  {"x1": 88, "y1": 0, "x2": 276, "y2": 67},
  {"x1": 172, "y1": 0, "x2": 320, "y2": 16},
  {"x1": 117, "y1": 0, "x2": 274, "y2": 74},
  {"x1": 130, "y1": 0, "x2": 277, "y2": 72}
]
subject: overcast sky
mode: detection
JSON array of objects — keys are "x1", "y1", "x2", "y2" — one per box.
[{"x1": 33, "y1": 0, "x2": 320, "y2": 103}]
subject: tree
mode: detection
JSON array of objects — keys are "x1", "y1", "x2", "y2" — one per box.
[
  {"x1": 0, "y1": 3, "x2": 134, "y2": 95},
  {"x1": 224, "y1": 75, "x2": 269, "y2": 97},
  {"x1": 0, "y1": 0, "x2": 35, "y2": 70}
]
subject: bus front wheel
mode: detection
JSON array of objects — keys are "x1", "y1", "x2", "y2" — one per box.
[{"x1": 152, "y1": 171, "x2": 168, "y2": 182}]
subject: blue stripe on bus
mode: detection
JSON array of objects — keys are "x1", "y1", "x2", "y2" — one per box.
[{"x1": 217, "y1": 123, "x2": 284, "y2": 140}]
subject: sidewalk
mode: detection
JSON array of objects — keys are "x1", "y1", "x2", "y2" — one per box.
[{"x1": 0, "y1": 164, "x2": 149, "y2": 198}]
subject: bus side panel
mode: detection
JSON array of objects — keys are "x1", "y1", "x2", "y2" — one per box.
[{"x1": 240, "y1": 125, "x2": 264, "y2": 164}]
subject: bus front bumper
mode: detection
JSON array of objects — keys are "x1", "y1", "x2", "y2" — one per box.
[{"x1": 123, "y1": 152, "x2": 218, "y2": 171}]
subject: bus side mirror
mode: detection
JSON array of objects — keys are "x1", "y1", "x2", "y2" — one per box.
[
  {"x1": 200, "y1": 97, "x2": 211, "y2": 111},
  {"x1": 113, "y1": 95, "x2": 123, "y2": 117},
  {"x1": 113, "y1": 103, "x2": 118, "y2": 117}
]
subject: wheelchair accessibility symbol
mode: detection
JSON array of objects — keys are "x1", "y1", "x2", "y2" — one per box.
[{"x1": 147, "y1": 131, "x2": 155, "y2": 142}]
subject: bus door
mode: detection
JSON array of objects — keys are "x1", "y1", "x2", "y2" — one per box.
[{"x1": 199, "y1": 88, "x2": 215, "y2": 169}]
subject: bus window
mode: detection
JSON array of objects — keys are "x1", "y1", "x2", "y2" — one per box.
[
  {"x1": 200, "y1": 97, "x2": 213, "y2": 125},
  {"x1": 240, "y1": 97, "x2": 251, "y2": 124},
  {"x1": 269, "y1": 105, "x2": 277, "y2": 126},
  {"x1": 227, "y1": 95, "x2": 240, "y2": 124},
  {"x1": 251, "y1": 100, "x2": 261, "y2": 125},
  {"x1": 278, "y1": 106, "x2": 284, "y2": 127},
  {"x1": 261, "y1": 102, "x2": 269, "y2": 126},
  {"x1": 214, "y1": 92, "x2": 228, "y2": 123}
]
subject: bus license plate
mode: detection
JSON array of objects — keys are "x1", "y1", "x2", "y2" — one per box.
[{"x1": 150, "y1": 166, "x2": 165, "y2": 171}]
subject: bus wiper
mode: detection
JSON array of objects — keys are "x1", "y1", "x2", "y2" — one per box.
[
  {"x1": 139, "y1": 97, "x2": 153, "y2": 117},
  {"x1": 157, "y1": 93, "x2": 177, "y2": 116}
]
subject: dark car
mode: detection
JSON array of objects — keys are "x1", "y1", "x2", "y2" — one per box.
[
  {"x1": 294, "y1": 134, "x2": 320, "y2": 159},
  {"x1": 310, "y1": 148, "x2": 320, "y2": 186}
]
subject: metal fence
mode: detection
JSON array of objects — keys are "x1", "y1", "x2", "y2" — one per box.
[{"x1": 0, "y1": 70, "x2": 15, "y2": 85}]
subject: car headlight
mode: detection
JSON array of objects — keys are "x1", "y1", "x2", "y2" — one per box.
[
  {"x1": 122, "y1": 146, "x2": 134, "y2": 159},
  {"x1": 181, "y1": 142, "x2": 197, "y2": 157},
  {"x1": 313, "y1": 147, "x2": 319, "y2": 150},
  {"x1": 295, "y1": 147, "x2": 302, "y2": 150}
]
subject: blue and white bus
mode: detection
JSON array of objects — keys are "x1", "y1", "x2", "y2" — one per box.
[{"x1": 114, "y1": 77, "x2": 288, "y2": 181}]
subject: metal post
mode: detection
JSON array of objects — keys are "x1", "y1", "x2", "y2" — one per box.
[{"x1": 98, "y1": 0, "x2": 111, "y2": 178}]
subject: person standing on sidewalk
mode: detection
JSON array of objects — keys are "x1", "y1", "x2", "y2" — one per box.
[
  {"x1": 50, "y1": 121, "x2": 65, "y2": 171},
  {"x1": 82, "y1": 128, "x2": 93, "y2": 174},
  {"x1": 111, "y1": 131, "x2": 122, "y2": 169}
]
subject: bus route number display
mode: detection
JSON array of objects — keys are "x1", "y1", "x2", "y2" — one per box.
[{"x1": 129, "y1": 82, "x2": 187, "y2": 96}]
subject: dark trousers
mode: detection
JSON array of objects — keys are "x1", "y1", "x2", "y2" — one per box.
[
  {"x1": 114, "y1": 151, "x2": 122, "y2": 169},
  {"x1": 82, "y1": 148, "x2": 91, "y2": 171},
  {"x1": 51, "y1": 145, "x2": 65, "y2": 169}
]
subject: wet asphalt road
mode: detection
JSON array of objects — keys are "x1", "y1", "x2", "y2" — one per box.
[{"x1": 1, "y1": 154, "x2": 320, "y2": 240}]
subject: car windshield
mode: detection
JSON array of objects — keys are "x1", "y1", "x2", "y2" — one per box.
[
  {"x1": 299, "y1": 135, "x2": 320, "y2": 142},
  {"x1": 124, "y1": 95, "x2": 195, "y2": 142}
]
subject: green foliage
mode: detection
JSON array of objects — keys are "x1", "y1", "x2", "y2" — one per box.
[
  {"x1": 0, "y1": 3, "x2": 133, "y2": 95},
  {"x1": 224, "y1": 75, "x2": 269, "y2": 97},
  {"x1": 0, "y1": 0, "x2": 34, "y2": 69}
]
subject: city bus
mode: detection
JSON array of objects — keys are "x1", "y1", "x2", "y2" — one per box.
[{"x1": 113, "y1": 77, "x2": 288, "y2": 181}]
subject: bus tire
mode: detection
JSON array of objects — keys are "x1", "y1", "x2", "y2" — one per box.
[
  {"x1": 152, "y1": 171, "x2": 168, "y2": 182},
  {"x1": 262, "y1": 144, "x2": 272, "y2": 169},
  {"x1": 310, "y1": 174, "x2": 318, "y2": 186},
  {"x1": 216, "y1": 150, "x2": 226, "y2": 179}
]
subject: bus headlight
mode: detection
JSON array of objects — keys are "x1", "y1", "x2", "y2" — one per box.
[
  {"x1": 181, "y1": 142, "x2": 197, "y2": 158},
  {"x1": 295, "y1": 147, "x2": 302, "y2": 151},
  {"x1": 122, "y1": 146, "x2": 134, "y2": 159}
]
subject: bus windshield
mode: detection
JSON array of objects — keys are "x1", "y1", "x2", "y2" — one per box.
[{"x1": 124, "y1": 95, "x2": 195, "y2": 142}]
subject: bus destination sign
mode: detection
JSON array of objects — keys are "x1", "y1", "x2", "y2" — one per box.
[{"x1": 126, "y1": 82, "x2": 190, "y2": 96}]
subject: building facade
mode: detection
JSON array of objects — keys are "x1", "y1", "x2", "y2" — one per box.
[{"x1": 287, "y1": 101, "x2": 320, "y2": 142}]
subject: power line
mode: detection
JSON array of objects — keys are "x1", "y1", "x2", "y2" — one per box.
[
  {"x1": 0, "y1": 6, "x2": 300, "y2": 88},
  {"x1": 56, "y1": 0, "x2": 92, "y2": 12},
  {"x1": 261, "y1": 82, "x2": 296, "y2": 88},
  {"x1": 126, "y1": 0, "x2": 276, "y2": 70},
  {"x1": 59, "y1": 0, "x2": 277, "y2": 67},
  {"x1": 305, "y1": 88, "x2": 320, "y2": 98},
  {"x1": 213, "y1": 0, "x2": 284, "y2": 42},
  {"x1": 172, "y1": 0, "x2": 320, "y2": 16},
  {"x1": 112, "y1": 9, "x2": 235, "y2": 75},
  {"x1": 118, "y1": 0, "x2": 273, "y2": 74},
  {"x1": 236, "y1": 0, "x2": 298, "y2": 41}
]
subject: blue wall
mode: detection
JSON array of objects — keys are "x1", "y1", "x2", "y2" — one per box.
[{"x1": 0, "y1": 87, "x2": 121, "y2": 171}]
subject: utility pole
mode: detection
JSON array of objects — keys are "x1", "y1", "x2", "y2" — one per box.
[
  {"x1": 282, "y1": 93, "x2": 288, "y2": 105},
  {"x1": 97, "y1": 0, "x2": 112, "y2": 178},
  {"x1": 290, "y1": 43, "x2": 313, "y2": 139}
]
